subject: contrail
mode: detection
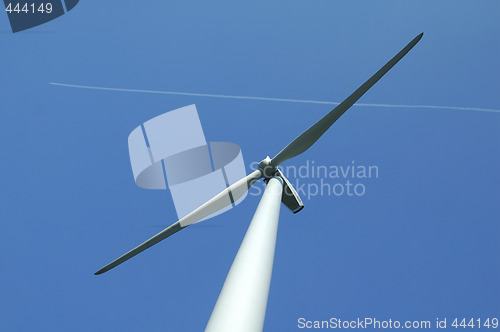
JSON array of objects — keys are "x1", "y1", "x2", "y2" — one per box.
[{"x1": 49, "y1": 82, "x2": 500, "y2": 114}]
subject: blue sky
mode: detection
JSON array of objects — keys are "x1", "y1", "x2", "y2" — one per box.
[{"x1": 1, "y1": 1, "x2": 499, "y2": 331}]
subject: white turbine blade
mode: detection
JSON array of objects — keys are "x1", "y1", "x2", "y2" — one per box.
[
  {"x1": 95, "y1": 170, "x2": 263, "y2": 275},
  {"x1": 271, "y1": 33, "x2": 423, "y2": 167}
]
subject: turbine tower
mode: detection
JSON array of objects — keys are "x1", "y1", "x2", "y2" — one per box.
[{"x1": 95, "y1": 33, "x2": 423, "y2": 332}]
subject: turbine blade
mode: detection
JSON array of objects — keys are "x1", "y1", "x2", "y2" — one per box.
[
  {"x1": 95, "y1": 170, "x2": 263, "y2": 275},
  {"x1": 95, "y1": 221, "x2": 184, "y2": 275},
  {"x1": 271, "y1": 33, "x2": 423, "y2": 167}
]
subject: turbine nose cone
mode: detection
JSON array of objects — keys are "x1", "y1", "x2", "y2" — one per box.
[{"x1": 258, "y1": 156, "x2": 277, "y2": 178}]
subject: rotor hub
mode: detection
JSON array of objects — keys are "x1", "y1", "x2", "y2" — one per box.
[{"x1": 258, "y1": 156, "x2": 277, "y2": 178}]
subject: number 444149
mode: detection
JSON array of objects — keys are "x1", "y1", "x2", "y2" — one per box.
[
  {"x1": 5, "y1": 3, "x2": 53, "y2": 14},
  {"x1": 452, "y1": 318, "x2": 499, "y2": 329}
]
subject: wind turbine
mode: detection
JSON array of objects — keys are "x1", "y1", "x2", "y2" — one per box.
[{"x1": 95, "y1": 33, "x2": 423, "y2": 332}]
